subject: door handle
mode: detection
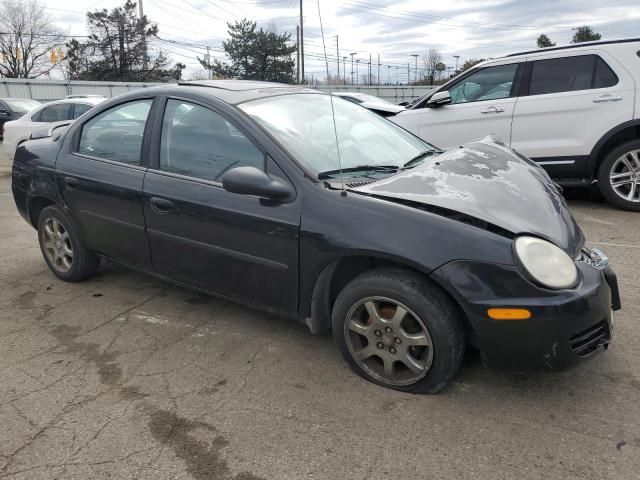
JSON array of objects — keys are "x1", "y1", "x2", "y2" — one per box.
[
  {"x1": 150, "y1": 197, "x2": 175, "y2": 214},
  {"x1": 593, "y1": 95, "x2": 622, "y2": 103},
  {"x1": 64, "y1": 176, "x2": 80, "y2": 188},
  {"x1": 481, "y1": 106, "x2": 505, "y2": 114}
]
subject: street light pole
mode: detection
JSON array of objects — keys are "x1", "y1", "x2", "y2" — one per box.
[
  {"x1": 411, "y1": 54, "x2": 419, "y2": 84},
  {"x1": 350, "y1": 52, "x2": 356, "y2": 85},
  {"x1": 356, "y1": 59, "x2": 360, "y2": 85}
]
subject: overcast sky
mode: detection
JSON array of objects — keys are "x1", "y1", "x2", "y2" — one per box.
[{"x1": 46, "y1": 0, "x2": 640, "y2": 82}]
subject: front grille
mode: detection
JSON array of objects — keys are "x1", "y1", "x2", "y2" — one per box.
[
  {"x1": 569, "y1": 320, "x2": 610, "y2": 357},
  {"x1": 576, "y1": 247, "x2": 608, "y2": 270}
]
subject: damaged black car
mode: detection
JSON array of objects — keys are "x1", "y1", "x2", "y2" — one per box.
[{"x1": 12, "y1": 81, "x2": 621, "y2": 393}]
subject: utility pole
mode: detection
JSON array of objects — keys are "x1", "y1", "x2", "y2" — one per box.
[
  {"x1": 407, "y1": 63, "x2": 410, "y2": 86},
  {"x1": 387, "y1": 65, "x2": 390, "y2": 85},
  {"x1": 206, "y1": 46, "x2": 211, "y2": 79},
  {"x1": 394, "y1": 66, "x2": 398, "y2": 85},
  {"x1": 453, "y1": 55, "x2": 460, "y2": 73},
  {"x1": 350, "y1": 52, "x2": 356, "y2": 85},
  {"x1": 299, "y1": 0, "x2": 304, "y2": 83},
  {"x1": 356, "y1": 59, "x2": 360, "y2": 85},
  {"x1": 368, "y1": 53, "x2": 371, "y2": 86},
  {"x1": 411, "y1": 54, "x2": 419, "y2": 84},
  {"x1": 377, "y1": 54, "x2": 380, "y2": 86},
  {"x1": 343, "y1": 57, "x2": 347, "y2": 84},
  {"x1": 139, "y1": 0, "x2": 148, "y2": 72},
  {"x1": 296, "y1": 26, "x2": 300, "y2": 83},
  {"x1": 335, "y1": 35, "x2": 339, "y2": 83}
]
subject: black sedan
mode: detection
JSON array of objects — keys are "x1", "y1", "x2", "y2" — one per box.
[
  {"x1": 0, "y1": 97, "x2": 42, "y2": 140},
  {"x1": 11, "y1": 81, "x2": 620, "y2": 393}
]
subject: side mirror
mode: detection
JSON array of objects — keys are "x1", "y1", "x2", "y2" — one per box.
[
  {"x1": 30, "y1": 120, "x2": 73, "y2": 140},
  {"x1": 222, "y1": 166, "x2": 293, "y2": 201},
  {"x1": 0, "y1": 108, "x2": 9, "y2": 115},
  {"x1": 427, "y1": 91, "x2": 452, "y2": 107}
]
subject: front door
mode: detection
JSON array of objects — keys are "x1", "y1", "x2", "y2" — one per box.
[
  {"x1": 418, "y1": 62, "x2": 522, "y2": 149},
  {"x1": 143, "y1": 97, "x2": 300, "y2": 313},
  {"x1": 56, "y1": 98, "x2": 155, "y2": 268}
]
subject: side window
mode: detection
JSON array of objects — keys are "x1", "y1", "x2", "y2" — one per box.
[
  {"x1": 528, "y1": 55, "x2": 618, "y2": 95},
  {"x1": 159, "y1": 99, "x2": 264, "y2": 182},
  {"x1": 594, "y1": 56, "x2": 618, "y2": 88},
  {"x1": 73, "y1": 103, "x2": 93, "y2": 119},
  {"x1": 34, "y1": 104, "x2": 72, "y2": 123},
  {"x1": 78, "y1": 99, "x2": 152, "y2": 165},
  {"x1": 448, "y1": 64, "x2": 518, "y2": 104}
]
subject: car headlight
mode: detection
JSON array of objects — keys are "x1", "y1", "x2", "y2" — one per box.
[{"x1": 514, "y1": 236, "x2": 578, "y2": 289}]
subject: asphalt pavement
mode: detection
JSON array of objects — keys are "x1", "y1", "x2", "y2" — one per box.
[{"x1": 1, "y1": 145, "x2": 639, "y2": 480}]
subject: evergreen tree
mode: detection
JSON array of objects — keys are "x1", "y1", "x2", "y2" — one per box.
[
  {"x1": 199, "y1": 19, "x2": 296, "y2": 83},
  {"x1": 66, "y1": 1, "x2": 182, "y2": 81}
]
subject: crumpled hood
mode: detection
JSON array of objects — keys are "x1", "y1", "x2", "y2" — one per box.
[{"x1": 352, "y1": 136, "x2": 585, "y2": 255}]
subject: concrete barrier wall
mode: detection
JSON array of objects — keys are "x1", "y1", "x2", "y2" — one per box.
[{"x1": 0, "y1": 78, "x2": 433, "y2": 104}]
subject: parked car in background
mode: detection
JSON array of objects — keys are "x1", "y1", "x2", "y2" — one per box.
[
  {"x1": 392, "y1": 38, "x2": 640, "y2": 210},
  {"x1": 11, "y1": 81, "x2": 620, "y2": 393},
  {"x1": 0, "y1": 98, "x2": 42, "y2": 141},
  {"x1": 332, "y1": 91, "x2": 405, "y2": 117},
  {"x1": 2, "y1": 97, "x2": 106, "y2": 161}
]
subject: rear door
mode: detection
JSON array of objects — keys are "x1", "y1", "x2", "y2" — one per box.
[
  {"x1": 143, "y1": 96, "x2": 300, "y2": 313},
  {"x1": 510, "y1": 51, "x2": 635, "y2": 178},
  {"x1": 56, "y1": 98, "x2": 156, "y2": 268},
  {"x1": 416, "y1": 61, "x2": 523, "y2": 149}
]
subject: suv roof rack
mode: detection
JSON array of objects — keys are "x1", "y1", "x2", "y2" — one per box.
[{"x1": 505, "y1": 37, "x2": 640, "y2": 57}]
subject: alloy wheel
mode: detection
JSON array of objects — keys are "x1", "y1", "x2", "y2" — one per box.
[
  {"x1": 609, "y1": 149, "x2": 640, "y2": 204},
  {"x1": 344, "y1": 296, "x2": 434, "y2": 386},
  {"x1": 42, "y1": 217, "x2": 73, "y2": 273}
]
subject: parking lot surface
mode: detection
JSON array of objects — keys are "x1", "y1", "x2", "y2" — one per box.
[{"x1": 1, "y1": 146, "x2": 639, "y2": 480}]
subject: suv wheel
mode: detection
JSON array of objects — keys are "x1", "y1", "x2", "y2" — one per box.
[
  {"x1": 37, "y1": 206, "x2": 101, "y2": 281},
  {"x1": 597, "y1": 140, "x2": 640, "y2": 211},
  {"x1": 332, "y1": 268, "x2": 465, "y2": 394}
]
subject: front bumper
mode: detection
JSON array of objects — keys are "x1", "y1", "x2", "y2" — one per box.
[{"x1": 430, "y1": 257, "x2": 619, "y2": 373}]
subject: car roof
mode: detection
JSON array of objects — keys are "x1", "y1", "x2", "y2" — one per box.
[
  {"x1": 175, "y1": 80, "x2": 321, "y2": 104},
  {"x1": 503, "y1": 37, "x2": 640, "y2": 59}
]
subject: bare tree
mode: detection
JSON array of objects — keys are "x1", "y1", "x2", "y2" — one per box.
[
  {"x1": 0, "y1": 0, "x2": 66, "y2": 78},
  {"x1": 422, "y1": 48, "x2": 442, "y2": 86}
]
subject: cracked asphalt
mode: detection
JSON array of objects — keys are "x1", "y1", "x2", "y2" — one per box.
[{"x1": 1, "y1": 146, "x2": 639, "y2": 480}]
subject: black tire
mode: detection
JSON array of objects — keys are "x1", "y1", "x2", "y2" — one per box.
[
  {"x1": 37, "y1": 205, "x2": 100, "y2": 282},
  {"x1": 596, "y1": 140, "x2": 640, "y2": 211},
  {"x1": 332, "y1": 268, "x2": 465, "y2": 394}
]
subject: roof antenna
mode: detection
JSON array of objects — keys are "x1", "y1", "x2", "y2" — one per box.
[{"x1": 316, "y1": 0, "x2": 345, "y2": 191}]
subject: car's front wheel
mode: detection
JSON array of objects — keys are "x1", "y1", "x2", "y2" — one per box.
[
  {"x1": 597, "y1": 140, "x2": 640, "y2": 211},
  {"x1": 37, "y1": 206, "x2": 100, "y2": 281},
  {"x1": 332, "y1": 268, "x2": 465, "y2": 393}
]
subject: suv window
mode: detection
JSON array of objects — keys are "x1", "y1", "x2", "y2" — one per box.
[
  {"x1": 78, "y1": 99, "x2": 152, "y2": 165},
  {"x1": 159, "y1": 99, "x2": 264, "y2": 182},
  {"x1": 73, "y1": 103, "x2": 93, "y2": 119},
  {"x1": 448, "y1": 64, "x2": 518, "y2": 104},
  {"x1": 528, "y1": 55, "x2": 618, "y2": 95},
  {"x1": 33, "y1": 103, "x2": 72, "y2": 123}
]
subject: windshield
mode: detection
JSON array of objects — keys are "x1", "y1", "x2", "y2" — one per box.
[
  {"x1": 4, "y1": 99, "x2": 42, "y2": 114},
  {"x1": 240, "y1": 94, "x2": 436, "y2": 175}
]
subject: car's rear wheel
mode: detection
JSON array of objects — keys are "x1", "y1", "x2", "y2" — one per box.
[
  {"x1": 332, "y1": 268, "x2": 464, "y2": 393},
  {"x1": 597, "y1": 140, "x2": 640, "y2": 211},
  {"x1": 38, "y1": 206, "x2": 100, "y2": 281}
]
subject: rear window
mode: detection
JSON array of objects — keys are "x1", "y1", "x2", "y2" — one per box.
[{"x1": 528, "y1": 55, "x2": 618, "y2": 95}]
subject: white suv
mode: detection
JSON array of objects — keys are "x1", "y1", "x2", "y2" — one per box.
[{"x1": 392, "y1": 38, "x2": 640, "y2": 210}]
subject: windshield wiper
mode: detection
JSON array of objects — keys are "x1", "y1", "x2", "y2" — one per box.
[
  {"x1": 318, "y1": 164, "x2": 400, "y2": 179},
  {"x1": 402, "y1": 150, "x2": 440, "y2": 169}
]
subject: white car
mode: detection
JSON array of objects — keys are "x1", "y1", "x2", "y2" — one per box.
[
  {"x1": 392, "y1": 38, "x2": 640, "y2": 210},
  {"x1": 331, "y1": 92, "x2": 405, "y2": 117},
  {"x1": 3, "y1": 97, "x2": 106, "y2": 161}
]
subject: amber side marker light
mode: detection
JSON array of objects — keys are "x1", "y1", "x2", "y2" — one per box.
[{"x1": 487, "y1": 308, "x2": 532, "y2": 320}]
